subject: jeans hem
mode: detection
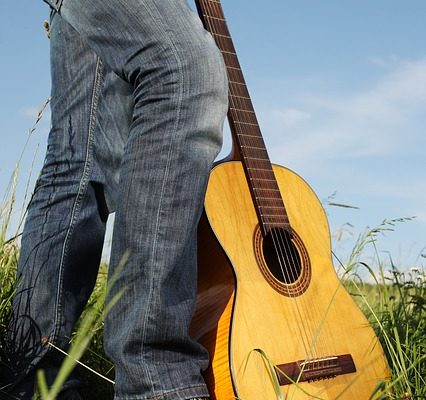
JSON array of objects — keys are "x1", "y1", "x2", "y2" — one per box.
[{"x1": 114, "y1": 384, "x2": 209, "y2": 400}]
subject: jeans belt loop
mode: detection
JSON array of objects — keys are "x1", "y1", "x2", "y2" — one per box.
[{"x1": 54, "y1": 0, "x2": 63, "y2": 12}]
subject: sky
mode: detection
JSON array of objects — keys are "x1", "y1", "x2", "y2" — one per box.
[{"x1": 1, "y1": 0, "x2": 425, "y2": 275}]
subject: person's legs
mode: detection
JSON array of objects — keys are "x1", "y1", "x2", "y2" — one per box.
[
  {"x1": 8, "y1": 0, "x2": 227, "y2": 398},
  {"x1": 52, "y1": 0, "x2": 228, "y2": 398},
  {"x1": 6, "y1": 10, "x2": 133, "y2": 398}
]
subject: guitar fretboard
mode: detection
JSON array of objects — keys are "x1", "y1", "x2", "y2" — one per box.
[{"x1": 195, "y1": 0, "x2": 290, "y2": 234}]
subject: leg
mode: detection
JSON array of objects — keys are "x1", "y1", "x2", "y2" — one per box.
[
  {"x1": 6, "y1": 10, "x2": 133, "y2": 397},
  {"x1": 50, "y1": 0, "x2": 228, "y2": 398}
]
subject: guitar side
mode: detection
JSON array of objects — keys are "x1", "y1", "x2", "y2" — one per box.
[{"x1": 191, "y1": 161, "x2": 390, "y2": 400}]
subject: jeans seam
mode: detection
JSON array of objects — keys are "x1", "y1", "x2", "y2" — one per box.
[
  {"x1": 137, "y1": 2, "x2": 185, "y2": 392},
  {"x1": 51, "y1": 57, "x2": 103, "y2": 345}
]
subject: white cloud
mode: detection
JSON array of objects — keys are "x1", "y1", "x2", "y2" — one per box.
[
  {"x1": 357, "y1": 178, "x2": 426, "y2": 202},
  {"x1": 262, "y1": 57, "x2": 426, "y2": 170},
  {"x1": 270, "y1": 108, "x2": 311, "y2": 127},
  {"x1": 368, "y1": 55, "x2": 401, "y2": 68},
  {"x1": 255, "y1": 58, "x2": 426, "y2": 261}
]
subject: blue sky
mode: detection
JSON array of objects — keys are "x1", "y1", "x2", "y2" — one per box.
[{"x1": 1, "y1": 0, "x2": 425, "y2": 274}]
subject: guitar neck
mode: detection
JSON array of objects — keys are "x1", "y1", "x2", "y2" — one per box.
[{"x1": 195, "y1": 0, "x2": 290, "y2": 234}]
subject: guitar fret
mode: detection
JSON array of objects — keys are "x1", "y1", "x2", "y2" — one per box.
[
  {"x1": 260, "y1": 205, "x2": 285, "y2": 210},
  {"x1": 227, "y1": 65, "x2": 242, "y2": 71},
  {"x1": 227, "y1": 68, "x2": 245, "y2": 83},
  {"x1": 215, "y1": 37, "x2": 237, "y2": 54},
  {"x1": 230, "y1": 105, "x2": 254, "y2": 118},
  {"x1": 261, "y1": 214, "x2": 288, "y2": 219},
  {"x1": 247, "y1": 167, "x2": 273, "y2": 172},
  {"x1": 259, "y1": 206, "x2": 286, "y2": 212},
  {"x1": 233, "y1": 126, "x2": 261, "y2": 138},
  {"x1": 241, "y1": 147, "x2": 268, "y2": 158},
  {"x1": 252, "y1": 183, "x2": 280, "y2": 191},
  {"x1": 255, "y1": 188, "x2": 280, "y2": 192},
  {"x1": 260, "y1": 204, "x2": 285, "y2": 209},
  {"x1": 222, "y1": 51, "x2": 239, "y2": 64},
  {"x1": 229, "y1": 88, "x2": 249, "y2": 99},
  {"x1": 221, "y1": 49, "x2": 237, "y2": 56},
  {"x1": 230, "y1": 113, "x2": 256, "y2": 123},
  {"x1": 245, "y1": 154, "x2": 270, "y2": 161},
  {"x1": 229, "y1": 97, "x2": 253, "y2": 110},
  {"x1": 211, "y1": 31, "x2": 232, "y2": 39},
  {"x1": 264, "y1": 223, "x2": 289, "y2": 228},
  {"x1": 258, "y1": 194, "x2": 282, "y2": 198},
  {"x1": 230, "y1": 94, "x2": 250, "y2": 104},
  {"x1": 229, "y1": 80, "x2": 246, "y2": 86},
  {"x1": 248, "y1": 172, "x2": 279, "y2": 178},
  {"x1": 262, "y1": 207, "x2": 286, "y2": 212},
  {"x1": 248, "y1": 162, "x2": 271, "y2": 168},
  {"x1": 230, "y1": 94, "x2": 251, "y2": 100},
  {"x1": 203, "y1": 15, "x2": 226, "y2": 22},
  {"x1": 218, "y1": 43, "x2": 236, "y2": 55},
  {"x1": 234, "y1": 121, "x2": 259, "y2": 127},
  {"x1": 229, "y1": 107, "x2": 255, "y2": 116},
  {"x1": 250, "y1": 177, "x2": 276, "y2": 182},
  {"x1": 229, "y1": 87, "x2": 250, "y2": 100},
  {"x1": 231, "y1": 105, "x2": 253, "y2": 114},
  {"x1": 230, "y1": 107, "x2": 255, "y2": 113},
  {"x1": 229, "y1": 84, "x2": 250, "y2": 99},
  {"x1": 256, "y1": 194, "x2": 281, "y2": 200},
  {"x1": 260, "y1": 209, "x2": 286, "y2": 216},
  {"x1": 237, "y1": 133, "x2": 262, "y2": 138},
  {"x1": 246, "y1": 156, "x2": 270, "y2": 162},
  {"x1": 240, "y1": 134, "x2": 263, "y2": 142},
  {"x1": 241, "y1": 145, "x2": 266, "y2": 151},
  {"x1": 239, "y1": 135, "x2": 264, "y2": 144}
]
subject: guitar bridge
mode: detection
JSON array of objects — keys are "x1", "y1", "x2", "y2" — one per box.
[{"x1": 275, "y1": 354, "x2": 356, "y2": 386}]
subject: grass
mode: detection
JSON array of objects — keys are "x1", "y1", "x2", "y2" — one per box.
[
  {"x1": 1, "y1": 188, "x2": 425, "y2": 400},
  {"x1": 337, "y1": 220, "x2": 426, "y2": 399},
  {"x1": 36, "y1": 259, "x2": 125, "y2": 400},
  {"x1": 0, "y1": 164, "x2": 123, "y2": 398},
  {"x1": 0, "y1": 167, "x2": 21, "y2": 386}
]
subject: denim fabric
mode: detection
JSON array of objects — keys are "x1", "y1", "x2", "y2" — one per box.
[{"x1": 7, "y1": 0, "x2": 228, "y2": 399}]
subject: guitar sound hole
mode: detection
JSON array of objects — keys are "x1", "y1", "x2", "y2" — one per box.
[{"x1": 262, "y1": 228, "x2": 302, "y2": 284}]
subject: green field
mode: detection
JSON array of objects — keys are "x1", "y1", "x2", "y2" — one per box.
[{"x1": 1, "y1": 169, "x2": 425, "y2": 399}]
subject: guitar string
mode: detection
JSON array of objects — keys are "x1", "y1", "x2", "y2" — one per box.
[
  {"x1": 204, "y1": 2, "x2": 321, "y2": 359},
  {"x1": 201, "y1": 0, "x2": 315, "y2": 358},
  {"x1": 202, "y1": 0, "x2": 325, "y2": 362},
  {"x1": 212, "y1": 1, "x2": 340, "y2": 376},
  {"x1": 206, "y1": 0, "x2": 335, "y2": 365},
  {"x1": 212, "y1": 0, "x2": 332, "y2": 363}
]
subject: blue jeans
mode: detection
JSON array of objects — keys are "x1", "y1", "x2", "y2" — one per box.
[{"x1": 7, "y1": 0, "x2": 227, "y2": 398}]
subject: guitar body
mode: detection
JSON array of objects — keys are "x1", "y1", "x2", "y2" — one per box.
[
  {"x1": 191, "y1": 1, "x2": 390, "y2": 397},
  {"x1": 190, "y1": 161, "x2": 390, "y2": 399}
]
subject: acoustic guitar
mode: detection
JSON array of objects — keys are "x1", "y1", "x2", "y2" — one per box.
[{"x1": 190, "y1": 1, "x2": 391, "y2": 399}]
